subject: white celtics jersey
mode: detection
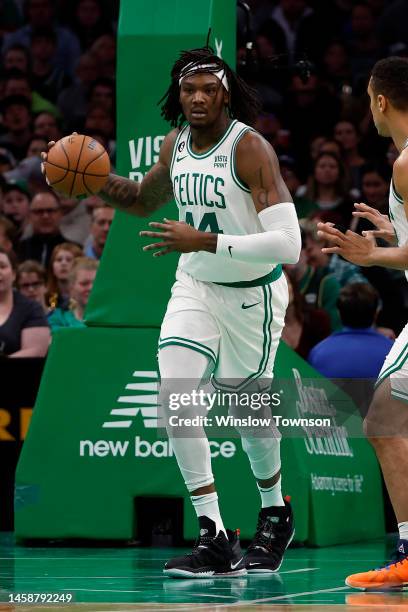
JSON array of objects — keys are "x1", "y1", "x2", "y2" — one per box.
[
  {"x1": 389, "y1": 178, "x2": 408, "y2": 281},
  {"x1": 170, "y1": 119, "x2": 275, "y2": 283}
]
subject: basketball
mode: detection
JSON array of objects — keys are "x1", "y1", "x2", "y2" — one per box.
[{"x1": 44, "y1": 134, "x2": 110, "y2": 198}]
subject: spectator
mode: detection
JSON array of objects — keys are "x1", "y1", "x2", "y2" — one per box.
[
  {"x1": 284, "y1": 232, "x2": 342, "y2": 331},
  {"x1": 0, "y1": 95, "x2": 32, "y2": 161},
  {"x1": 283, "y1": 73, "x2": 341, "y2": 169},
  {"x1": 3, "y1": 69, "x2": 59, "y2": 116},
  {"x1": 279, "y1": 156, "x2": 301, "y2": 199},
  {"x1": 89, "y1": 33, "x2": 116, "y2": 79},
  {"x1": 88, "y1": 77, "x2": 115, "y2": 114},
  {"x1": 268, "y1": 0, "x2": 323, "y2": 62},
  {"x1": 16, "y1": 259, "x2": 47, "y2": 312},
  {"x1": 33, "y1": 111, "x2": 62, "y2": 142},
  {"x1": 297, "y1": 152, "x2": 352, "y2": 225},
  {"x1": 2, "y1": 0, "x2": 81, "y2": 77},
  {"x1": 378, "y1": 0, "x2": 408, "y2": 54},
  {"x1": 56, "y1": 52, "x2": 99, "y2": 132},
  {"x1": 84, "y1": 104, "x2": 115, "y2": 141},
  {"x1": 0, "y1": 151, "x2": 15, "y2": 174},
  {"x1": 48, "y1": 257, "x2": 98, "y2": 329},
  {"x1": 0, "y1": 246, "x2": 49, "y2": 357},
  {"x1": 30, "y1": 27, "x2": 71, "y2": 103},
  {"x1": 320, "y1": 40, "x2": 352, "y2": 95},
  {"x1": 26, "y1": 134, "x2": 48, "y2": 158},
  {"x1": 350, "y1": 163, "x2": 391, "y2": 234},
  {"x1": 2, "y1": 182, "x2": 31, "y2": 239},
  {"x1": 2, "y1": 44, "x2": 31, "y2": 73},
  {"x1": 282, "y1": 271, "x2": 331, "y2": 358},
  {"x1": 70, "y1": 0, "x2": 112, "y2": 51},
  {"x1": 346, "y1": 3, "x2": 383, "y2": 83},
  {"x1": 84, "y1": 205, "x2": 114, "y2": 259},
  {"x1": 334, "y1": 120, "x2": 366, "y2": 191},
  {"x1": 318, "y1": 139, "x2": 344, "y2": 159},
  {"x1": 0, "y1": 216, "x2": 16, "y2": 253},
  {"x1": 308, "y1": 283, "x2": 394, "y2": 378},
  {"x1": 302, "y1": 218, "x2": 367, "y2": 288},
  {"x1": 59, "y1": 196, "x2": 91, "y2": 246},
  {"x1": 18, "y1": 191, "x2": 73, "y2": 267},
  {"x1": 46, "y1": 242, "x2": 83, "y2": 309},
  {"x1": 3, "y1": 155, "x2": 45, "y2": 197}
]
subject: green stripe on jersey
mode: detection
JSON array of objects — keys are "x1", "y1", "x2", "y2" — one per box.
[
  {"x1": 230, "y1": 127, "x2": 252, "y2": 192},
  {"x1": 158, "y1": 336, "x2": 217, "y2": 363},
  {"x1": 187, "y1": 120, "x2": 237, "y2": 159},
  {"x1": 211, "y1": 283, "x2": 273, "y2": 391}
]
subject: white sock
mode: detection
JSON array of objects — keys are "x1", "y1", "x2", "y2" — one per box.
[
  {"x1": 398, "y1": 521, "x2": 408, "y2": 540},
  {"x1": 257, "y1": 476, "x2": 285, "y2": 508},
  {"x1": 191, "y1": 492, "x2": 226, "y2": 535}
]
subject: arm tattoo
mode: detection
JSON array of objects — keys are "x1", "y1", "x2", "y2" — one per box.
[
  {"x1": 100, "y1": 175, "x2": 141, "y2": 213},
  {"x1": 256, "y1": 166, "x2": 269, "y2": 210},
  {"x1": 100, "y1": 169, "x2": 174, "y2": 217}
]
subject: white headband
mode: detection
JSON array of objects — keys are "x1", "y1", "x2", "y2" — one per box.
[{"x1": 178, "y1": 62, "x2": 229, "y2": 91}]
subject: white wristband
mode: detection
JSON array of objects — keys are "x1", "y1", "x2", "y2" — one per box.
[{"x1": 216, "y1": 202, "x2": 301, "y2": 265}]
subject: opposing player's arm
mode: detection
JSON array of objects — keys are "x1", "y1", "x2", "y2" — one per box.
[
  {"x1": 318, "y1": 154, "x2": 408, "y2": 269},
  {"x1": 99, "y1": 129, "x2": 177, "y2": 217}
]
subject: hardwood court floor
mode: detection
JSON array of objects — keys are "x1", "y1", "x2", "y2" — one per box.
[{"x1": 1, "y1": 533, "x2": 408, "y2": 610}]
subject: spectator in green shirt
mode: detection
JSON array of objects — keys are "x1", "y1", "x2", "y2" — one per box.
[{"x1": 48, "y1": 257, "x2": 98, "y2": 331}]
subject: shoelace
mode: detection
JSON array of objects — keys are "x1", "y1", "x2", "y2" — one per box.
[
  {"x1": 375, "y1": 550, "x2": 408, "y2": 571},
  {"x1": 248, "y1": 515, "x2": 282, "y2": 553}
]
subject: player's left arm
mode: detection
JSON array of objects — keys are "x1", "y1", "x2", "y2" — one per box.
[
  {"x1": 140, "y1": 131, "x2": 301, "y2": 263},
  {"x1": 214, "y1": 131, "x2": 301, "y2": 263},
  {"x1": 317, "y1": 154, "x2": 408, "y2": 269}
]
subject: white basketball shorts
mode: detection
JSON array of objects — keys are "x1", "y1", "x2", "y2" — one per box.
[
  {"x1": 376, "y1": 321, "x2": 408, "y2": 403},
  {"x1": 158, "y1": 266, "x2": 288, "y2": 391}
]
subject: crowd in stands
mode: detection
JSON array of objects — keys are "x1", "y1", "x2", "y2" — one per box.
[
  {"x1": 0, "y1": 0, "x2": 406, "y2": 375},
  {"x1": 0, "y1": 0, "x2": 117, "y2": 356},
  {"x1": 238, "y1": 0, "x2": 408, "y2": 378}
]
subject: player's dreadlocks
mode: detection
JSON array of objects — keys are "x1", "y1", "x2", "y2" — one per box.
[{"x1": 159, "y1": 47, "x2": 261, "y2": 128}]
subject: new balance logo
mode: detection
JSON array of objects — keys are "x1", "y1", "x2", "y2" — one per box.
[{"x1": 102, "y1": 370, "x2": 159, "y2": 429}]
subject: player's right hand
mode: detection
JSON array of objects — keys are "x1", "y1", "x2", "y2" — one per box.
[{"x1": 352, "y1": 202, "x2": 397, "y2": 245}]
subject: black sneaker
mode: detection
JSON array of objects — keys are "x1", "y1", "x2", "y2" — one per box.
[
  {"x1": 244, "y1": 499, "x2": 294, "y2": 573},
  {"x1": 163, "y1": 516, "x2": 246, "y2": 578}
]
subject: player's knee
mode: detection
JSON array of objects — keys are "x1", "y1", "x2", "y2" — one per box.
[{"x1": 241, "y1": 436, "x2": 281, "y2": 479}]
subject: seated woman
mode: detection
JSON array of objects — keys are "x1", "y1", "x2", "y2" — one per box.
[
  {"x1": 295, "y1": 152, "x2": 352, "y2": 226},
  {"x1": 16, "y1": 259, "x2": 48, "y2": 313},
  {"x1": 0, "y1": 247, "x2": 50, "y2": 357},
  {"x1": 48, "y1": 257, "x2": 98, "y2": 330},
  {"x1": 46, "y1": 242, "x2": 83, "y2": 310}
]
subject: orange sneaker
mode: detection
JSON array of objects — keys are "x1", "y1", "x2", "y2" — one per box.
[{"x1": 346, "y1": 553, "x2": 408, "y2": 590}]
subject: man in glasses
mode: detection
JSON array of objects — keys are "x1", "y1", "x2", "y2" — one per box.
[{"x1": 17, "y1": 190, "x2": 76, "y2": 266}]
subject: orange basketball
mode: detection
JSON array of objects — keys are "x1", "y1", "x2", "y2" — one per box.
[{"x1": 44, "y1": 134, "x2": 110, "y2": 198}]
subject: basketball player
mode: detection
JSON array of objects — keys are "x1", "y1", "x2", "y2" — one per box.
[
  {"x1": 43, "y1": 47, "x2": 301, "y2": 577},
  {"x1": 318, "y1": 56, "x2": 408, "y2": 590}
]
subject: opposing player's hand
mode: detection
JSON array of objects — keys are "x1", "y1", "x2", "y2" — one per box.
[
  {"x1": 317, "y1": 222, "x2": 376, "y2": 266},
  {"x1": 40, "y1": 131, "x2": 78, "y2": 183},
  {"x1": 352, "y1": 202, "x2": 397, "y2": 245},
  {"x1": 140, "y1": 218, "x2": 204, "y2": 257}
]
